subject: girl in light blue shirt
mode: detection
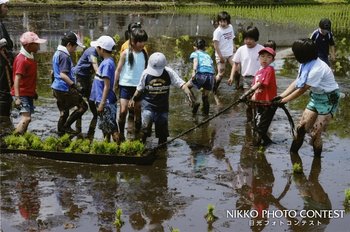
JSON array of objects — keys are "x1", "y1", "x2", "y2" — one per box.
[{"x1": 114, "y1": 28, "x2": 148, "y2": 139}]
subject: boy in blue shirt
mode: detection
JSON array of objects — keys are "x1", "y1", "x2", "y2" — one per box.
[
  {"x1": 89, "y1": 36, "x2": 121, "y2": 142},
  {"x1": 51, "y1": 32, "x2": 88, "y2": 135}
]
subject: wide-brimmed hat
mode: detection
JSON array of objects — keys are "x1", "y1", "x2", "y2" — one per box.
[
  {"x1": 20, "y1": 32, "x2": 46, "y2": 45},
  {"x1": 144, "y1": 52, "x2": 167, "y2": 77},
  {"x1": 258, "y1": 47, "x2": 276, "y2": 57},
  {"x1": 90, "y1": 36, "x2": 115, "y2": 52}
]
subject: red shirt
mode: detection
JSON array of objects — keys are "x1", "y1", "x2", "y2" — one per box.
[
  {"x1": 11, "y1": 53, "x2": 37, "y2": 97},
  {"x1": 252, "y1": 66, "x2": 277, "y2": 102}
]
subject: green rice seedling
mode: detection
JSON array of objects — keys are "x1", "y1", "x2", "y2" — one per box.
[
  {"x1": 42, "y1": 136, "x2": 59, "y2": 151},
  {"x1": 90, "y1": 141, "x2": 105, "y2": 154},
  {"x1": 58, "y1": 134, "x2": 71, "y2": 150},
  {"x1": 31, "y1": 136, "x2": 43, "y2": 150},
  {"x1": 204, "y1": 204, "x2": 218, "y2": 224},
  {"x1": 119, "y1": 140, "x2": 145, "y2": 156},
  {"x1": 113, "y1": 208, "x2": 124, "y2": 229},
  {"x1": 64, "y1": 139, "x2": 91, "y2": 153},
  {"x1": 345, "y1": 188, "x2": 350, "y2": 213},
  {"x1": 105, "y1": 142, "x2": 118, "y2": 155},
  {"x1": 292, "y1": 162, "x2": 303, "y2": 174},
  {"x1": 4, "y1": 134, "x2": 30, "y2": 149},
  {"x1": 345, "y1": 189, "x2": 350, "y2": 205}
]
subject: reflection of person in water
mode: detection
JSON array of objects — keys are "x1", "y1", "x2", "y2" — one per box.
[
  {"x1": 290, "y1": 152, "x2": 332, "y2": 230},
  {"x1": 16, "y1": 176, "x2": 40, "y2": 221},
  {"x1": 235, "y1": 123, "x2": 275, "y2": 231}
]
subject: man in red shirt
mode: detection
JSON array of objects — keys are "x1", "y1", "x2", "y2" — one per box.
[
  {"x1": 11, "y1": 31, "x2": 46, "y2": 134},
  {"x1": 238, "y1": 47, "x2": 277, "y2": 146}
]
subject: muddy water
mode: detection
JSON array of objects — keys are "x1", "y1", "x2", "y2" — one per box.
[{"x1": 1, "y1": 9, "x2": 350, "y2": 232}]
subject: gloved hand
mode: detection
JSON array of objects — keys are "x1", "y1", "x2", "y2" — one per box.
[
  {"x1": 272, "y1": 96, "x2": 284, "y2": 106},
  {"x1": 70, "y1": 83, "x2": 83, "y2": 95}
]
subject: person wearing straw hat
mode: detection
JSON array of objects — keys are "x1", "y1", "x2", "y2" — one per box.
[{"x1": 11, "y1": 32, "x2": 46, "y2": 134}]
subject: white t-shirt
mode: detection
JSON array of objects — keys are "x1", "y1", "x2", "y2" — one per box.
[
  {"x1": 213, "y1": 24, "x2": 235, "y2": 57},
  {"x1": 233, "y1": 44, "x2": 264, "y2": 76},
  {"x1": 302, "y1": 58, "x2": 339, "y2": 93}
]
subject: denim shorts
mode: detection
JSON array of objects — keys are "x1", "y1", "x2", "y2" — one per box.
[
  {"x1": 97, "y1": 103, "x2": 118, "y2": 134},
  {"x1": 191, "y1": 72, "x2": 214, "y2": 91},
  {"x1": 307, "y1": 90, "x2": 340, "y2": 116},
  {"x1": 13, "y1": 96, "x2": 35, "y2": 114},
  {"x1": 119, "y1": 86, "x2": 137, "y2": 100},
  {"x1": 142, "y1": 110, "x2": 169, "y2": 139}
]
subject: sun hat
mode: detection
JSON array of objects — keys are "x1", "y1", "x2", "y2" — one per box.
[
  {"x1": 144, "y1": 52, "x2": 167, "y2": 77},
  {"x1": 63, "y1": 32, "x2": 85, "y2": 48},
  {"x1": 90, "y1": 35, "x2": 115, "y2": 52},
  {"x1": 20, "y1": 32, "x2": 46, "y2": 45},
  {"x1": 319, "y1": 18, "x2": 331, "y2": 31},
  {"x1": 0, "y1": 0, "x2": 9, "y2": 4},
  {"x1": 258, "y1": 47, "x2": 276, "y2": 57}
]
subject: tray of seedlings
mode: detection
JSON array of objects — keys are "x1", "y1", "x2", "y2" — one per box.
[{"x1": 0, "y1": 133, "x2": 157, "y2": 165}]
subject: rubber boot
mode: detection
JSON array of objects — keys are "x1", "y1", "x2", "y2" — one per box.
[
  {"x1": 86, "y1": 116, "x2": 97, "y2": 141},
  {"x1": 202, "y1": 96, "x2": 209, "y2": 115},
  {"x1": 118, "y1": 120, "x2": 126, "y2": 142},
  {"x1": 135, "y1": 120, "x2": 142, "y2": 133},
  {"x1": 57, "y1": 110, "x2": 69, "y2": 135},
  {"x1": 63, "y1": 110, "x2": 83, "y2": 134},
  {"x1": 290, "y1": 126, "x2": 306, "y2": 153},
  {"x1": 75, "y1": 117, "x2": 82, "y2": 133}
]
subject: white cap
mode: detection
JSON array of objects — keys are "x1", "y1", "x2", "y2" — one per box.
[
  {"x1": 90, "y1": 36, "x2": 115, "y2": 52},
  {"x1": 0, "y1": 0, "x2": 9, "y2": 4},
  {"x1": 145, "y1": 52, "x2": 167, "y2": 77}
]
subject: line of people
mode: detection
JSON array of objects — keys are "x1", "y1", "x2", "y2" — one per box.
[{"x1": 0, "y1": 1, "x2": 341, "y2": 156}]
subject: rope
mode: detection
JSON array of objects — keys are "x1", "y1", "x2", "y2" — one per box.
[
  {"x1": 152, "y1": 98, "x2": 295, "y2": 151},
  {"x1": 154, "y1": 99, "x2": 241, "y2": 150}
]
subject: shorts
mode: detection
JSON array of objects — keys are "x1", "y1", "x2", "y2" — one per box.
[
  {"x1": 13, "y1": 96, "x2": 35, "y2": 114},
  {"x1": 97, "y1": 103, "x2": 118, "y2": 134},
  {"x1": 307, "y1": 90, "x2": 340, "y2": 116},
  {"x1": 53, "y1": 89, "x2": 86, "y2": 112},
  {"x1": 215, "y1": 55, "x2": 233, "y2": 64},
  {"x1": 119, "y1": 86, "x2": 137, "y2": 100},
  {"x1": 142, "y1": 110, "x2": 169, "y2": 139},
  {"x1": 76, "y1": 75, "x2": 93, "y2": 98},
  {"x1": 191, "y1": 72, "x2": 214, "y2": 91}
]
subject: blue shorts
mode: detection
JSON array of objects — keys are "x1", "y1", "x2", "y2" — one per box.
[
  {"x1": 191, "y1": 72, "x2": 214, "y2": 91},
  {"x1": 13, "y1": 96, "x2": 35, "y2": 114},
  {"x1": 97, "y1": 103, "x2": 118, "y2": 134},
  {"x1": 119, "y1": 86, "x2": 136, "y2": 100},
  {"x1": 142, "y1": 110, "x2": 169, "y2": 139},
  {"x1": 307, "y1": 90, "x2": 340, "y2": 116}
]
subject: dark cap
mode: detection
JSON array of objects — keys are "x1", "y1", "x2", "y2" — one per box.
[
  {"x1": 128, "y1": 22, "x2": 142, "y2": 32},
  {"x1": 62, "y1": 32, "x2": 85, "y2": 48},
  {"x1": 319, "y1": 18, "x2": 331, "y2": 30}
]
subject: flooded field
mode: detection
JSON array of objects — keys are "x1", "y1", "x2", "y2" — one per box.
[{"x1": 1, "y1": 8, "x2": 350, "y2": 232}]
